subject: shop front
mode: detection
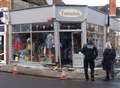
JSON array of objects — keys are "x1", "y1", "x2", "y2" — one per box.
[
  {"x1": 10, "y1": 5, "x2": 86, "y2": 67},
  {"x1": 12, "y1": 22, "x2": 82, "y2": 66},
  {"x1": 10, "y1": 5, "x2": 110, "y2": 67}
]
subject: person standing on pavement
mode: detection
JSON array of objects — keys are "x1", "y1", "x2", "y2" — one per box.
[
  {"x1": 102, "y1": 42, "x2": 116, "y2": 81},
  {"x1": 81, "y1": 39, "x2": 98, "y2": 81}
]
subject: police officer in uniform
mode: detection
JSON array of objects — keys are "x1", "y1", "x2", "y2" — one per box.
[{"x1": 81, "y1": 39, "x2": 98, "y2": 81}]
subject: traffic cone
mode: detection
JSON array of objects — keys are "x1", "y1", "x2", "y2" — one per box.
[
  {"x1": 60, "y1": 70, "x2": 68, "y2": 80},
  {"x1": 12, "y1": 65, "x2": 17, "y2": 77}
]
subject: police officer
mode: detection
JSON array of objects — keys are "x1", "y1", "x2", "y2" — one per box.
[{"x1": 81, "y1": 39, "x2": 98, "y2": 81}]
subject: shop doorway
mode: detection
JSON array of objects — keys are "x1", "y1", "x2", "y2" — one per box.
[
  {"x1": 0, "y1": 33, "x2": 6, "y2": 64},
  {"x1": 60, "y1": 32, "x2": 81, "y2": 65}
]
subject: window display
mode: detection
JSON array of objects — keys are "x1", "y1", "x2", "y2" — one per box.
[
  {"x1": 32, "y1": 33, "x2": 55, "y2": 63},
  {"x1": 32, "y1": 23, "x2": 54, "y2": 31},
  {"x1": 12, "y1": 23, "x2": 55, "y2": 63},
  {"x1": 12, "y1": 33, "x2": 31, "y2": 62},
  {"x1": 12, "y1": 22, "x2": 83, "y2": 66}
]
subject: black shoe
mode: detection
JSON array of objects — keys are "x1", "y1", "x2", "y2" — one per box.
[
  {"x1": 91, "y1": 78, "x2": 95, "y2": 81},
  {"x1": 86, "y1": 78, "x2": 89, "y2": 81},
  {"x1": 111, "y1": 76, "x2": 114, "y2": 80}
]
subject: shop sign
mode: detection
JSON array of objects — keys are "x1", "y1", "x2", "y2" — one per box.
[{"x1": 59, "y1": 9, "x2": 82, "y2": 17}]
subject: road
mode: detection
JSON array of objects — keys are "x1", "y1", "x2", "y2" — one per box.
[{"x1": 1, "y1": 72, "x2": 120, "y2": 88}]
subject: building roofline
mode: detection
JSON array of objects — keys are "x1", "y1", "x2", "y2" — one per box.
[
  {"x1": 10, "y1": 4, "x2": 117, "y2": 19},
  {"x1": 10, "y1": 5, "x2": 53, "y2": 12},
  {"x1": 10, "y1": 4, "x2": 88, "y2": 12}
]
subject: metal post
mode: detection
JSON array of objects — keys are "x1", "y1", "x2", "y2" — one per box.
[
  {"x1": 30, "y1": 24, "x2": 32, "y2": 62},
  {"x1": 71, "y1": 32, "x2": 74, "y2": 55}
]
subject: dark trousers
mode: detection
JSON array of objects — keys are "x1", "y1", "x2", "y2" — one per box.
[
  {"x1": 84, "y1": 59, "x2": 95, "y2": 80},
  {"x1": 105, "y1": 64, "x2": 114, "y2": 80},
  {"x1": 111, "y1": 63, "x2": 114, "y2": 79},
  {"x1": 106, "y1": 70, "x2": 110, "y2": 80}
]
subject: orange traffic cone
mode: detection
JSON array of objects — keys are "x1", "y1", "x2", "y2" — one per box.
[
  {"x1": 60, "y1": 70, "x2": 68, "y2": 80},
  {"x1": 12, "y1": 65, "x2": 17, "y2": 77}
]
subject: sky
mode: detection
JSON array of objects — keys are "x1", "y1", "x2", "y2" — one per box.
[{"x1": 63, "y1": 0, "x2": 120, "y2": 7}]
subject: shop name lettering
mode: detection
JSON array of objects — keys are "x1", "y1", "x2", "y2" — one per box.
[{"x1": 59, "y1": 9, "x2": 82, "y2": 17}]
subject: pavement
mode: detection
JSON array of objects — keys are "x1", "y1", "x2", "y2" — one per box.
[
  {"x1": 1, "y1": 61, "x2": 120, "y2": 80},
  {"x1": 0, "y1": 62, "x2": 108, "y2": 80}
]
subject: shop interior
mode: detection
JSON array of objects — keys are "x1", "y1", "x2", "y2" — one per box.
[{"x1": 60, "y1": 32, "x2": 81, "y2": 65}]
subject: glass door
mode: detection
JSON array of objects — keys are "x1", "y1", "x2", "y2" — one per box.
[
  {"x1": 60, "y1": 32, "x2": 81, "y2": 65},
  {"x1": 72, "y1": 32, "x2": 83, "y2": 68},
  {"x1": 60, "y1": 32, "x2": 72, "y2": 65},
  {"x1": 72, "y1": 32, "x2": 81, "y2": 54}
]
